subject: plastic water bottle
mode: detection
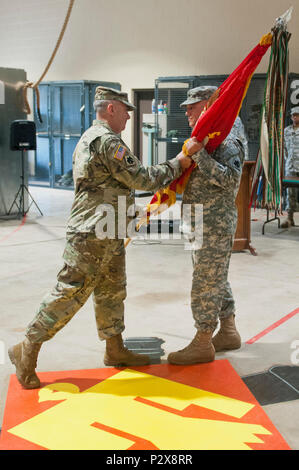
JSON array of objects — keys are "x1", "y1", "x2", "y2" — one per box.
[
  {"x1": 158, "y1": 101, "x2": 164, "y2": 114},
  {"x1": 152, "y1": 99, "x2": 156, "y2": 114}
]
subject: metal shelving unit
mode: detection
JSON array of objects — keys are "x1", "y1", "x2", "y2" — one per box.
[
  {"x1": 154, "y1": 76, "x2": 200, "y2": 164},
  {"x1": 31, "y1": 80, "x2": 121, "y2": 188},
  {"x1": 153, "y1": 73, "x2": 299, "y2": 164}
]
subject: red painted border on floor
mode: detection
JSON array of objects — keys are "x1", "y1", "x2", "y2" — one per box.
[
  {"x1": 0, "y1": 214, "x2": 27, "y2": 243},
  {"x1": 0, "y1": 360, "x2": 291, "y2": 450},
  {"x1": 246, "y1": 308, "x2": 299, "y2": 344}
]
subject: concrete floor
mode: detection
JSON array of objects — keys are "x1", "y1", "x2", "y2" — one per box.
[{"x1": 0, "y1": 186, "x2": 298, "y2": 449}]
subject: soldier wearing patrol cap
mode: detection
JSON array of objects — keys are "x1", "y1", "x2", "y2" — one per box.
[
  {"x1": 8, "y1": 86, "x2": 198, "y2": 390},
  {"x1": 180, "y1": 86, "x2": 249, "y2": 157},
  {"x1": 167, "y1": 85, "x2": 245, "y2": 365},
  {"x1": 281, "y1": 106, "x2": 299, "y2": 228}
]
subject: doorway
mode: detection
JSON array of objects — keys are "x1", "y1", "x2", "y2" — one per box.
[{"x1": 132, "y1": 89, "x2": 154, "y2": 163}]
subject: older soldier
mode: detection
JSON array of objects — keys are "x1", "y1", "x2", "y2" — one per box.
[
  {"x1": 281, "y1": 107, "x2": 299, "y2": 228},
  {"x1": 9, "y1": 86, "x2": 196, "y2": 389},
  {"x1": 168, "y1": 86, "x2": 244, "y2": 365}
]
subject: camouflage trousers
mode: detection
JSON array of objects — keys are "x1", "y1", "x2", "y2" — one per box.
[
  {"x1": 191, "y1": 233, "x2": 235, "y2": 333},
  {"x1": 285, "y1": 171, "x2": 299, "y2": 216},
  {"x1": 26, "y1": 235, "x2": 126, "y2": 344}
]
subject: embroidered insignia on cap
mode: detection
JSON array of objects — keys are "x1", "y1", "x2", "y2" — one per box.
[{"x1": 114, "y1": 145, "x2": 126, "y2": 161}]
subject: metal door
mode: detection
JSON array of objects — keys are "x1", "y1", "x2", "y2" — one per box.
[{"x1": 50, "y1": 84, "x2": 83, "y2": 187}]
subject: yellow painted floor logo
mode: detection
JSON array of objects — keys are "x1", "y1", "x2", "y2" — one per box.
[{"x1": 0, "y1": 362, "x2": 291, "y2": 450}]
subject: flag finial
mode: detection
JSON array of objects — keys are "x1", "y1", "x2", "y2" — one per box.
[{"x1": 275, "y1": 6, "x2": 293, "y2": 31}]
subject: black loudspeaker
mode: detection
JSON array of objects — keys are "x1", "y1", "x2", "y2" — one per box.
[{"x1": 10, "y1": 120, "x2": 36, "y2": 151}]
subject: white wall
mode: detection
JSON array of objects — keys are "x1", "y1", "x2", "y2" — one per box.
[{"x1": 0, "y1": 0, "x2": 297, "y2": 146}]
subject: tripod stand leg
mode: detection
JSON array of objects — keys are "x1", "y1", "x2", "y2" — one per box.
[
  {"x1": 7, "y1": 150, "x2": 43, "y2": 217},
  {"x1": 6, "y1": 186, "x2": 22, "y2": 216},
  {"x1": 23, "y1": 186, "x2": 43, "y2": 216}
]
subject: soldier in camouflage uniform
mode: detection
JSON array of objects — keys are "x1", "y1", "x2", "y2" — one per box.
[
  {"x1": 230, "y1": 116, "x2": 249, "y2": 161},
  {"x1": 9, "y1": 86, "x2": 196, "y2": 389},
  {"x1": 281, "y1": 107, "x2": 299, "y2": 228},
  {"x1": 168, "y1": 86, "x2": 244, "y2": 365}
]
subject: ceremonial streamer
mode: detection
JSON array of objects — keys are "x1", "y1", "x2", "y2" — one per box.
[{"x1": 250, "y1": 9, "x2": 292, "y2": 210}]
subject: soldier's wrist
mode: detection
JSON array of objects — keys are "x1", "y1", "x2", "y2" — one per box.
[{"x1": 191, "y1": 148, "x2": 207, "y2": 164}]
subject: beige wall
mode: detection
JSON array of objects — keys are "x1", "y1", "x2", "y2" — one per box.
[{"x1": 0, "y1": 0, "x2": 297, "y2": 146}]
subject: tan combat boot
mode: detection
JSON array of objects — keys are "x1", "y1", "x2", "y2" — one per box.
[
  {"x1": 8, "y1": 338, "x2": 42, "y2": 389},
  {"x1": 212, "y1": 314, "x2": 241, "y2": 352},
  {"x1": 167, "y1": 331, "x2": 215, "y2": 365},
  {"x1": 104, "y1": 334, "x2": 150, "y2": 367},
  {"x1": 281, "y1": 215, "x2": 295, "y2": 229}
]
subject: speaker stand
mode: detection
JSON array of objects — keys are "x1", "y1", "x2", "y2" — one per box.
[{"x1": 7, "y1": 150, "x2": 43, "y2": 217}]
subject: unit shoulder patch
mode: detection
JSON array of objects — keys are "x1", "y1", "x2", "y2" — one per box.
[
  {"x1": 233, "y1": 157, "x2": 241, "y2": 170},
  {"x1": 125, "y1": 154, "x2": 135, "y2": 165}
]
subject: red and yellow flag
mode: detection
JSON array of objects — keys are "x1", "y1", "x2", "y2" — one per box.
[{"x1": 146, "y1": 33, "x2": 273, "y2": 221}]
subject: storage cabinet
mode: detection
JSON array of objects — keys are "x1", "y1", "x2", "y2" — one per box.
[
  {"x1": 154, "y1": 73, "x2": 299, "y2": 166},
  {"x1": 154, "y1": 76, "x2": 200, "y2": 165},
  {"x1": 31, "y1": 80, "x2": 121, "y2": 188}
]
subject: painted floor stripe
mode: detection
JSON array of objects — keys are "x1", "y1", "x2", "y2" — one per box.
[
  {"x1": 246, "y1": 308, "x2": 299, "y2": 344},
  {"x1": 0, "y1": 215, "x2": 27, "y2": 243}
]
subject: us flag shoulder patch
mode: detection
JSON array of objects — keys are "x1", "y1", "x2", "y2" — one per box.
[{"x1": 114, "y1": 145, "x2": 126, "y2": 161}]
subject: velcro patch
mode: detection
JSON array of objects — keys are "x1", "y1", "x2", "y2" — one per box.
[
  {"x1": 114, "y1": 145, "x2": 127, "y2": 161},
  {"x1": 233, "y1": 158, "x2": 241, "y2": 169},
  {"x1": 126, "y1": 155, "x2": 135, "y2": 165}
]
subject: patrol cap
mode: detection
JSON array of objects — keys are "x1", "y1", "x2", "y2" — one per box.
[
  {"x1": 290, "y1": 106, "x2": 299, "y2": 115},
  {"x1": 180, "y1": 86, "x2": 218, "y2": 108},
  {"x1": 94, "y1": 86, "x2": 136, "y2": 111}
]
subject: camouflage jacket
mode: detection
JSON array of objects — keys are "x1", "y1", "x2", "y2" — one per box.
[
  {"x1": 230, "y1": 117, "x2": 248, "y2": 160},
  {"x1": 66, "y1": 120, "x2": 182, "y2": 238},
  {"x1": 284, "y1": 125, "x2": 299, "y2": 173},
  {"x1": 183, "y1": 138, "x2": 244, "y2": 235}
]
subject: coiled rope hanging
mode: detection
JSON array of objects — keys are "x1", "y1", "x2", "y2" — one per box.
[{"x1": 23, "y1": 0, "x2": 75, "y2": 122}]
